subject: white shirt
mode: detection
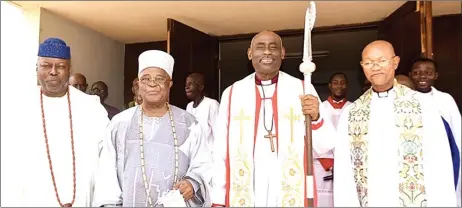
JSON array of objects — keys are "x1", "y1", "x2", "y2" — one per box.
[
  {"x1": 1, "y1": 86, "x2": 109, "y2": 207},
  {"x1": 186, "y1": 96, "x2": 219, "y2": 150}
]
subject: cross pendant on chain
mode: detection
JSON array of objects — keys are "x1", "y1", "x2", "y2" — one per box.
[{"x1": 264, "y1": 131, "x2": 276, "y2": 152}]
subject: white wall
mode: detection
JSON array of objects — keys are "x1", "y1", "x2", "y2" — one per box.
[
  {"x1": 1, "y1": 3, "x2": 42, "y2": 205},
  {"x1": 39, "y1": 8, "x2": 125, "y2": 109}
]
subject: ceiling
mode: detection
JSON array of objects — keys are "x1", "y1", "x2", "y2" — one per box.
[{"x1": 14, "y1": 1, "x2": 461, "y2": 44}]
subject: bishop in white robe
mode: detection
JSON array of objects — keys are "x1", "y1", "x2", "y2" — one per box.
[
  {"x1": 212, "y1": 71, "x2": 336, "y2": 207},
  {"x1": 212, "y1": 72, "x2": 335, "y2": 207},
  {"x1": 211, "y1": 31, "x2": 335, "y2": 208},
  {"x1": 93, "y1": 50, "x2": 213, "y2": 207},
  {"x1": 334, "y1": 40, "x2": 458, "y2": 207},
  {"x1": 1, "y1": 38, "x2": 110, "y2": 207}
]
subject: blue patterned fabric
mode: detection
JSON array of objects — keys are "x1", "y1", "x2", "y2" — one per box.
[
  {"x1": 38, "y1": 37, "x2": 71, "y2": 59},
  {"x1": 442, "y1": 117, "x2": 460, "y2": 189}
]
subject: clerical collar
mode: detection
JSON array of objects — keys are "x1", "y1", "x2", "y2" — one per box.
[
  {"x1": 255, "y1": 73, "x2": 279, "y2": 85},
  {"x1": 373, "y1": 86, "x2": 393, "y2": 98}
]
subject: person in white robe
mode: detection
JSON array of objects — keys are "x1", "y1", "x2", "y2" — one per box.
[
  {"x1": 334, "y1": 40, "x2": 458, "y2": 207},
  {"x1": 185, "y1": 72, "x2": 219, "y2": 186},
  {"x1": 316, "y1": 72, "x2": 352, "y2": 207},
  {"x1": 1, "y1": 37, "x2": 109, "y2": 207},
  {"x1": 409, "y1": 57, "x2": 461, "y2": 206},
  {"x1": 211, "y1": 31, "x2": 335, "y2": 207},
  {"x1": 93, "y1": 50, "x2": 213, "y2": 207},
  {"x1": 185, "y1": 72, "x2": 220, "y2": 151}
]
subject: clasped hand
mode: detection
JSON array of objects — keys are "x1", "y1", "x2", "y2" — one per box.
[{"x1": 173, "y1": 180, "x2": 194, "y2": 201}]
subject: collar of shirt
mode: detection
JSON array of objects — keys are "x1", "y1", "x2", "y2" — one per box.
[
  {"x1": 255, "y1": 73, "x2": 279, "y2": 85},
  {"x1": 373, "y1": 86, "x2": 393, "y2": 98}
]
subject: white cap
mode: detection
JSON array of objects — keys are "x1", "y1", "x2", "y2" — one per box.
[{"x1": 138, "y1": 50, "x2": 174, "y2": 78}]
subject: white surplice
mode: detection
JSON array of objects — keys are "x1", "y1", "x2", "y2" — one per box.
[
  {"x1": 419, "y1": 86, "x2": 461, "y2": 206},
  {"x1": 311, "y1": 97, "x2": 351, "y2": 207},
  {"x1": 211, "y1": 72, "x2": 335, "y2": 207},
  {"x1": 322, "y1": 98, "x2": 352, "y2": 129},
  {"x1": 186, "y1": 96, "x2": 220, "y2": 151},
  {"x1": 1, "y1": 86, "x2": 109, "y2": 207},
  {"x1": 334, "y1": 88, "x2": 458, "y2": 207}
]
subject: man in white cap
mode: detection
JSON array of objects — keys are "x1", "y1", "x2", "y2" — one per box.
[{"x1": 93, "y1": 50, "x2": 213, "y2": 207}]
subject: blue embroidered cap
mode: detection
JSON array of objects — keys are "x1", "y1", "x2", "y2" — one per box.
[{"x1": 38, "y1": 37, "x2": 71, "y2": 59}]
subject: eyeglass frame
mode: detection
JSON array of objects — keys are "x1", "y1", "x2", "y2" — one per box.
[
  {"x1": 139, "y1": 76, "x2": 171, "y2": 86},
  {"x1": 360, "y1": 56, "x2": 397, "y2": 69}
]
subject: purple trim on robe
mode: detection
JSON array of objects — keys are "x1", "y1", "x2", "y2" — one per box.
[{"x1": 442, "y1": 117, "x2": 460, "y2": 189}]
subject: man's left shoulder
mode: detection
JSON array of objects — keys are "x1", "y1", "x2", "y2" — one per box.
[
  {"x1": 204, "y1": 97, "x2": 219, "y2": 107},
  {"x1": 71, "y1": 87, "x2": 100, "y2": 104},
  {"x1": 279, "y1": 72, "x2": 304, "y2": 90},
  {"x1": 280, "y1": 72, "x2": 302, "y2": 83},
  {"x1": 170, "y1": 105, "x2": 198, "y2": 126},
  {"x1": 70, "y1": 87, "x2": 106, "y2": 115},
  {"x1": 434, "y1": 88, "x2": 457, "y2": 104}
]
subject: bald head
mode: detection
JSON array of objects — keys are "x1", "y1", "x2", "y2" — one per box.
[
  {"x1": 187, "y1": 73, "x2": 205, "y2": 86},
  {"x1": 250, "y1": 30, "x2": 283, "y2": 48},
  {"x1": 395, "y1": 75, "x2": 415, "y2": 90},
  {"x1": 69, "y1": 73, "x2": 88, "y2": 92},
  {"x1": 248, "y1": 30, "x2": 286, "y2": 80},
  {"x1": 185, "y1": 72, "x2": 205, "y2": 100},
  {"x1": 360, "y1": 40, "x2": 400, "y2": 92},
  {"x1": 362, "y1": 40, "x2": 396, "y2": 58}
]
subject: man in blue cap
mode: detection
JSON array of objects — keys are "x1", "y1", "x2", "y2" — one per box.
[{"x1": 3, "y1": 38, "x2": 109, "y2": 207}]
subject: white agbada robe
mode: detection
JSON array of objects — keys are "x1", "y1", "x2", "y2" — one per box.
[
  {"x1": 2, "y1": 86, "x2": 109, "y2": 207},
  {"x1": 334, "y1": 87, "x2": 458, "y2": 207},
  {"x1": 419, "y1": 86, "x2": 461, "y2": 206},
  {"x1": 186, "y1": 96, "x2": 220, "y2": 150},
  {"x1": 93, "y1": 105, "x2": 213, "y2": 207},
  {"x1": 211, "y1": 72, "x2": 335, "y2": 207}
]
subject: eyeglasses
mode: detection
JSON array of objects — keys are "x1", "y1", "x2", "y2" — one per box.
[
  {"x1": 360, "y1": 56, "x2": 396, "y2": 69},
  {"x1": 140, "y1": 76, "x2": 169, "y2": 85}
]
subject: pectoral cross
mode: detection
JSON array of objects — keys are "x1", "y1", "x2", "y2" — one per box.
[{"x1": 264, "y1": 131, "x2": 276, "y2": 152}]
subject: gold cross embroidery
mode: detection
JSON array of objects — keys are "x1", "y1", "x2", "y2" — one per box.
[
  {"x1": 285, "y1": 107, "x2": 300, "y2": 143},
  {"x1": 233, "y1": 108, "x2": 251, "y2": 144}
]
